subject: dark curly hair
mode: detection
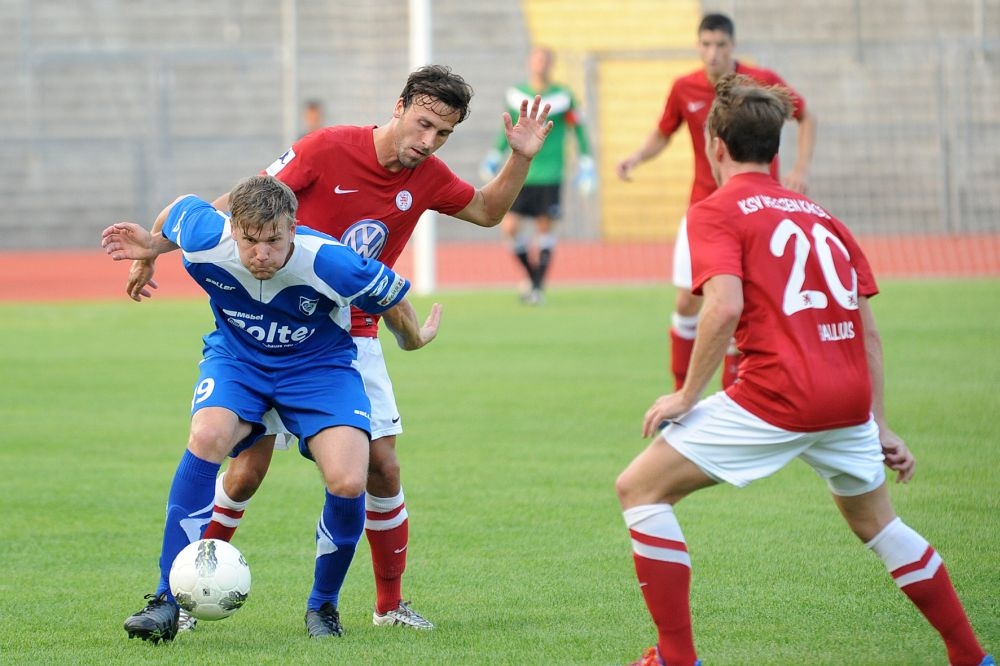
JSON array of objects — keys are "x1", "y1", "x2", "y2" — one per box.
[{"x1": 399, "y1": 65, "x2": 474, "y2": 123}]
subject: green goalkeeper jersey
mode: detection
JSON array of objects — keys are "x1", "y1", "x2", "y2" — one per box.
[{"x1": 494, "y1": 82, "x2": 591, "y2": 186}]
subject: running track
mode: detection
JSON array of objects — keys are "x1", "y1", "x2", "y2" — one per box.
[{"x1": 1, "y1": 235, "x2": 998, "y2": 302}]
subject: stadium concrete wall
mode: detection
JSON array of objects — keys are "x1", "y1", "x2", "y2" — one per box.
[{"x1": 0, "y1": 0, "x2": 997, "y2": 255}]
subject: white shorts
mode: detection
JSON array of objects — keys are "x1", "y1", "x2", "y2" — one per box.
[
  {"x1": 264, "y1": 336, "x2": 402, "y2": 449},
  {"x1": 662, "y1": 393, "x2": 886, "y2": 497},
  {"x1": 672, "y1": 216, "x2": 692, "y2": 289}
]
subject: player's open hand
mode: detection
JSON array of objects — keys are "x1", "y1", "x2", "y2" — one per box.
[
  {"x1": 384, "y1": 300, "x2": 442, "y2": 351},
  {"x1": 641, "y1": 392, "x2": 695, "y2": 438},
  {"x1": 102, "y1": 223, "x2": 156, "y2": 261},
  {"x1": 416, "y1": 302, "x2": 443, "y2": 348},
  {"x1": 879, "y1": 426, "x2": 915, "y2": 483},
  {"x1": 504, "y1": 95, "x2": 553, "y2": 160}
]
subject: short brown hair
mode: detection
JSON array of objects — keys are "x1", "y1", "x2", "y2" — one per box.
[
  {"x1": 706, "y1": 74, "x2": 792, "y2": 164},
  {"x1": 228, "y1": 175, "x2": 298, "y2": 236}
]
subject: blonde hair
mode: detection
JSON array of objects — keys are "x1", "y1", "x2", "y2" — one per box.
[{"x1": 228, "y1": 175, "x2": 298, "y2": 236}]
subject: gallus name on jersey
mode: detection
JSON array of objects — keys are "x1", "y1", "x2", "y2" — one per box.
[
  {"x1": 818, "y1": 320, "x2": 855, "y2": 342},
  {"x1": 738, "y1": 194, "x2": 831, "y2": 219}
]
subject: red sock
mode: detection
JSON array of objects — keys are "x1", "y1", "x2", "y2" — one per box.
[
  {"x1": 625, "y1": 505, "x2": 698, "y2": 666},
  {"x1": 201, "y1": 473, "x2": 248, "y2": 542},
  {"x1": 868, "y1": 519, "x2": 985, "y2": 666},
  {"x1": 366, "y1": 492, "x2": 408, "y2": 614},
  {"x1": 721, "y1": 348, "x2": 741, "y2": 388},
  {"x1": 669, "y1": 329, "x2": 695, "y2": 391},
  {"x1": 201, "y1": 506, "x2": 243, "y2": 541}
]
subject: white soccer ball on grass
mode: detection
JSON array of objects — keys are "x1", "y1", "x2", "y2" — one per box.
[{"x1": 169, "y1": 538, "x2": 251, "y2": 621}]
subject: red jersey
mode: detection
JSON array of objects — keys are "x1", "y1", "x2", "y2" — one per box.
[
  {"x1": 688, "y1": 172, "x2": 878, "y2": 432},
  {"x1": 657, "y1": 62, "x2": 807, "y2": 205},
  {"x1": 263, "y1": 125, "x2": 475, "y2": 336}
]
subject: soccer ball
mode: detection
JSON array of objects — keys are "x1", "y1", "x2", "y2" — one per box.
[{"x1": 169, "y1": 538, "x2": 251, "y2": 621}]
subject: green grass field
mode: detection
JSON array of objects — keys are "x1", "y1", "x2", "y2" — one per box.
[{"x1": 1, "y1": 281, "x2": 997, "y2": 665}]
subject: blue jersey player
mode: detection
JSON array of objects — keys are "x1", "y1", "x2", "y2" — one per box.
[{"x1": 102, "y1": 175, "x2": 442, "y2": 642}]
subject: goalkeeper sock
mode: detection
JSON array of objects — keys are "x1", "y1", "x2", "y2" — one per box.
[{"x1": 514, "y1": 249, "x2": 534, "y2": 284}]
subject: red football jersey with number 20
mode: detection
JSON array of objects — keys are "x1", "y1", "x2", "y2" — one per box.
[{"x1": 688, "y1": 172, "x2": 878, "y2": 432}]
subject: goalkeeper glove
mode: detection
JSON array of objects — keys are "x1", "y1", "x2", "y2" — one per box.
[
  {"x1": 574, "y1": 155, "x2": 597, "y2": 196},
  {"x1": 478, "y1": 149, "x2": 502, "y2": 183}
]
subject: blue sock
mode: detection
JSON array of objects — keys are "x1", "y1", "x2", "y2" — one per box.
[
  {"x1": 155, "y1": 449, "x2": 220, "y2": 599},
  {"x1": 307, "y1": 491, "x2": 365, "y2": 610}
]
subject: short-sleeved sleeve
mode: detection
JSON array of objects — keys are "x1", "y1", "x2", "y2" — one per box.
[
  {"x1": 426, "y1": 158, "x2": 476, "y2": 216},
  {"x1": 312, "y1": 243, "x2": 410, "y2": 315},
  {"x1": 657, "y1": 82, "x2": 684, "y2": 138},
  {"x1": 262, "y1": 131, "x2": 323, "y2": 192},
  {"x1": 688, "y1": 199, "x2": 744, "y2": 295},
  {"x1": 162, "y1": 196, "x2": 229, "y2": 252}
]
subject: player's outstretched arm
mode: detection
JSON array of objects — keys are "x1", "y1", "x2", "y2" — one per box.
[
  {"x1": 101, "y1": 223, "x2": 179, "y2": 262},
  {"x1": 455, "y1": 95, "x2": 553, "y2": 228},
  {"x1": 124, "y1": 195, "x2": 192, "y2": 301},
  {"x1": 381, "y1": 300, "x2": 442, "y2": 351},
  {"x1": 102, "y1": 221, "x2": 180, "y2": 301},
  {"x1": 616, "y1": 128, "x2": 670, "y2": 182}
]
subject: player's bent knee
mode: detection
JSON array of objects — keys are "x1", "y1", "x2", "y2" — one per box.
[
  {"x1": 325, "y1": 476, "x2": 366, "y2": 498},
  {"x1": 614, "y1": 470, "x2": 641, "y2": 508},
  {"x1": 187, "y1": 428, "x2": 239, "y2": 462}
]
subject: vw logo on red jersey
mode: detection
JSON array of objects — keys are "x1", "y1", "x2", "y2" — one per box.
[{"x1": 341, "y1": 219, "x2": 389, "y2": 259}]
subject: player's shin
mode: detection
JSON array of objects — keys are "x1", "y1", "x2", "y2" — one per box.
[
  {"x1": 624, "y1": 504, "x2": 698, "y2": 666},
  {"x1": 866, "y1": 518, "x2": 986, "y2": 666},
  {"x1": 534, "y1": 232, "x2": 557, "y2": 290},
  {"x1": 365, "y1": 490, "x2": 409, "y2": 613},
  {"x1": 202, "y1": 472, "x2": 249, "y2": 541},
  {"x1": 308, "y1": 491, "x2": 366, "y2": 610},
  {"x1": 670, "y1": 313, "x2": 699, "y2": 391},
  {"x1": 156, "y1": 450, "x2": 220, "y2": 598}
]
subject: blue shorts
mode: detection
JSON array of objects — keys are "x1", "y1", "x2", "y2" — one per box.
[{"x1": 191, "y1": 354, "x2": 372, "y2": 459}]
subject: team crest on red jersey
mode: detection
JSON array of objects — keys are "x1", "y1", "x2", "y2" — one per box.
[{"x1": 395, "y1": 190, "x2": 412, "y2": 211}]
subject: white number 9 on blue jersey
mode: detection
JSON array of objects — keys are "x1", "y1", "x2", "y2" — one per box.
[{"x1": 192, "y1": 378, "x2": 216, "y2": 406}]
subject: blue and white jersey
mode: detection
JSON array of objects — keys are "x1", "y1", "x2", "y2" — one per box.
[{"x1": 163, "y1": 196, "x2": 409, "y2": 369}]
